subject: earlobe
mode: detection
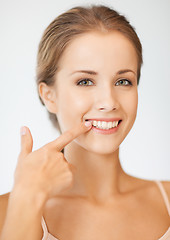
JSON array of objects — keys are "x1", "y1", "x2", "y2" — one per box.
[{"x1": 38, "y1": 82, "x2": 58, "y2": 113}]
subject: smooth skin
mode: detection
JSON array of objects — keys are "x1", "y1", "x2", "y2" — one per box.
[
  {"x1": 40, "y1": 31, "x2": 170, "y2": 240},
  {"x1": 39, "y1": 31, "x2": 139, "y2": 203},
  {"x1": 0, "y1": 31, "x2": 170, "y2": 240}
]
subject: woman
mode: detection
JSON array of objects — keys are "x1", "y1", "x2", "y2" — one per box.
[{"x1": 0, "y1": 4, "x2": 169, "y2": 240}]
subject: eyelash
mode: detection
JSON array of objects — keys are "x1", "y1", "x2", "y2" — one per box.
[{"x1": 76, "y1": 78, "x2": 132, "y2": 86}]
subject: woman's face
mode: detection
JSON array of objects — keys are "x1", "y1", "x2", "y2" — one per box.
[{"x1": 53, "y1": 31, "x2": 138, "y2": 154}]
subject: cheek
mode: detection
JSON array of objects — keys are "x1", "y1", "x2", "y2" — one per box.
[
  {"x1": 56, "y1": 90, "x2": 90, "y2": 131},
  {"x1": 122, "y1": 90, "x2": 138, "y2": 121}
]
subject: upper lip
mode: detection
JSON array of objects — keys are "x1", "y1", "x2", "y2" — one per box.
[{"x1": 85, "y1": 118, "x2": 122, "y2": 122}]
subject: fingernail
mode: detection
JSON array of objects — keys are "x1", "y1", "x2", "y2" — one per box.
[
  {"x1": 84, "y1": 121, "x2": 92, "y2": 127},
  {"x1": 20, "y1": 126, "x2": 26, "y2": 135}
]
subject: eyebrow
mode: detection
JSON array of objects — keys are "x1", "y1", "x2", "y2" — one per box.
[{"x1": 70, "y1": 69, "x2": 136, "y2": 76}]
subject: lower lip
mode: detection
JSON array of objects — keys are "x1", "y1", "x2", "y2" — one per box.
[{"x1": 91, "y1": 121, "x2": 122, "y2": 135}]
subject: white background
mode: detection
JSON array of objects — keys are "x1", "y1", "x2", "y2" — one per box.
[{"x1": 0, "y1": 0, "x2": 170, "y2": 195}]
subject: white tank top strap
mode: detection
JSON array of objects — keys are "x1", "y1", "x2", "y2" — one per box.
[
  {"x1": 41, "y1": 217, "x2": 59, "y2": 240},
  {"x1": 41, "y1": 217, "x2": 49, "y2": 240},
  {"x1": 155, "y1": 180, "x2": 170, "y2": 216}
]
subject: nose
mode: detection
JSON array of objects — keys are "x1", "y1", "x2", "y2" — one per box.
[{"x1": 95, "y1": 84, "x2": 120, "y2": 112}]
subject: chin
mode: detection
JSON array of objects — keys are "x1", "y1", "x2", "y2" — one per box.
[{"x1": 78, "y1": 141, "x2": 120, "y2": 155}]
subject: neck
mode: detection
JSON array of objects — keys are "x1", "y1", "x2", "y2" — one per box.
[{"x1": 63, "y1": 141, "x2": 127, "y2": 204}]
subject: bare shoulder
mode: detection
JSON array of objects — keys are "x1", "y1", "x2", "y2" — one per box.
[
  {"x1": 0, "y1": 192, "x2": 10, "y2": 234},
  {"x1": 161, "y1": 181, "x2": 170, "y2": 201},
  {"x1": 126, "y1": 175, "x2": 170, "y2": 203}
]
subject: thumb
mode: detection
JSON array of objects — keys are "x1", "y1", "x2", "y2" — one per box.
[{"x1": 19, "y1": 126, "x2": 33, "y2": 158}]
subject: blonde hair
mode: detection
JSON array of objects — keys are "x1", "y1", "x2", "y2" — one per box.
[{"x1": 36, "y1": 4, "x2": 143, "y2": 133}]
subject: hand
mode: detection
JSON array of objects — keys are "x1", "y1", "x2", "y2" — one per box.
[{"x1": 13, "y1": 121, "x2": 92, "y2": 200}]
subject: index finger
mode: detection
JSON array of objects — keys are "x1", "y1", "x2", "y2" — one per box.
[{"x1": 49, "y1": 121, "x2": 92, "y2": 152}]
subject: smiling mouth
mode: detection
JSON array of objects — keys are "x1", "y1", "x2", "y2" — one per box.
[{"x1": 85, "y1": 119, "x2": 122, "y2": 130}]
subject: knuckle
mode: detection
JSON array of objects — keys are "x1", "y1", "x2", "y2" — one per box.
[
  {"x1": 64, "y1": 173, "x2": 73, "y2": 186},
  {"x1": 68, "y1": 171, "x2": 73, "y2": 179},
  {"x1": 65, "y1": 168, "x2": 73, "y2": 178},
  {"x1": 67, "y1": 174, "x2": 74, "y2": 185}
]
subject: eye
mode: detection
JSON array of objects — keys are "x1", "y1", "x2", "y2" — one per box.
[
  {"x1": 115, "y1": 79, "x2": 132, "y2": 86},
  {"x1": 76, "y1": 78, "x2": 94, "y2": 86}
]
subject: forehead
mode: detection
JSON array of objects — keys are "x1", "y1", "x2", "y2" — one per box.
[{"x1": 57, "y1": 31, "x2": 138, "y2": 73}]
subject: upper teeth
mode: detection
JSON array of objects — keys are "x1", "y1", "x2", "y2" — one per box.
[{"x1": 92, "y1": 120, "x2": 119, "y2": 129}]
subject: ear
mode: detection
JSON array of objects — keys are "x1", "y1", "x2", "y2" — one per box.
[{"x1": 38, "y1": 82, "x2": 58, "y2": 114}]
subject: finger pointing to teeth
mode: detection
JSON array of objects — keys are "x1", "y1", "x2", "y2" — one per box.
[{"x1": 46, "y1": 121, "x2": 92, "y2": 152}]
